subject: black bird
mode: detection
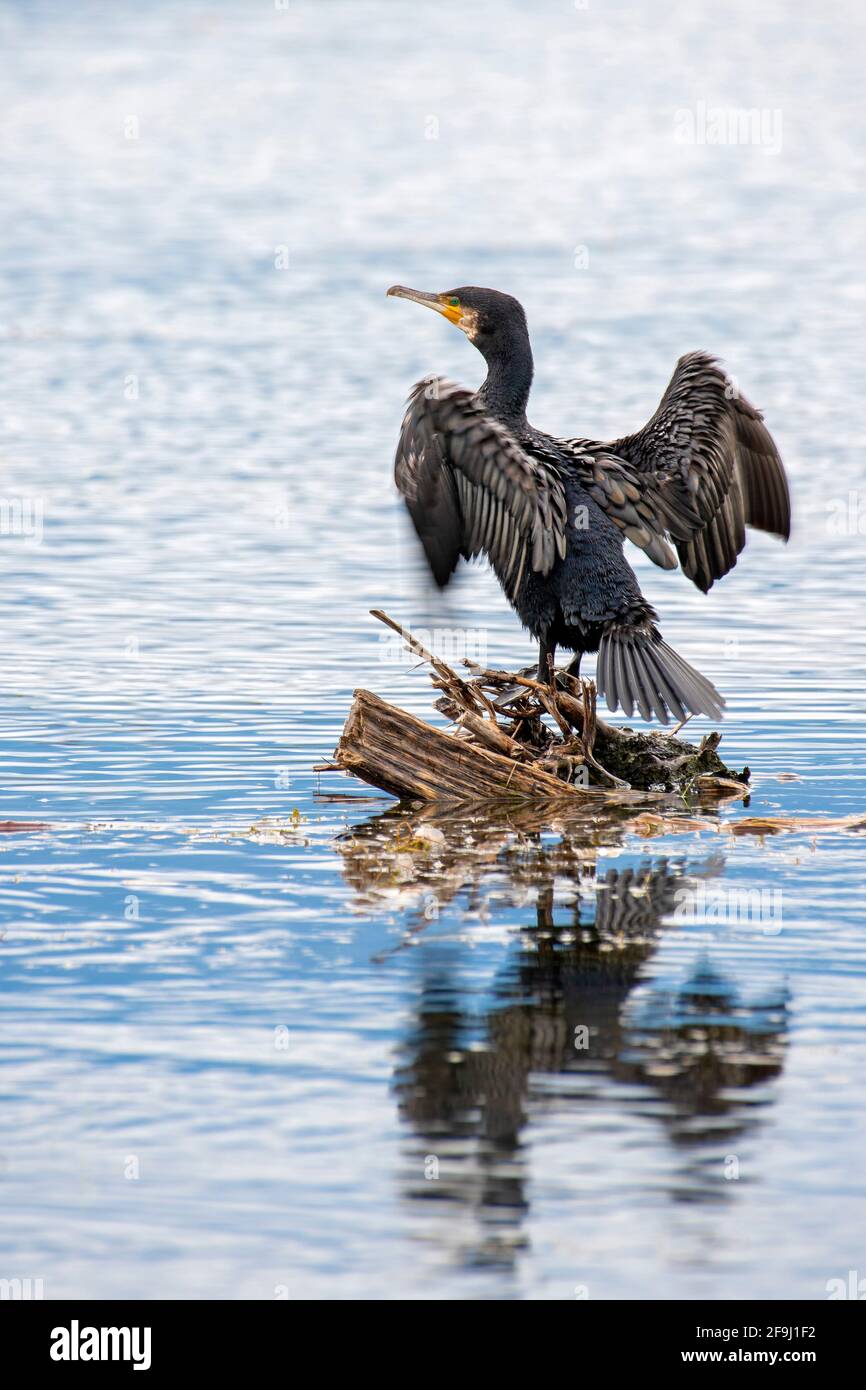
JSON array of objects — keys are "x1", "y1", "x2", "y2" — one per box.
[{"x1": 387, "y1": 285, "x2": 790, "y2": 724}]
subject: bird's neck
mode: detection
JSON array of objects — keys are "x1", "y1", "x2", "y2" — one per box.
[{"x1": 476, "y1": 339, "x2": 534, "y2": 426}]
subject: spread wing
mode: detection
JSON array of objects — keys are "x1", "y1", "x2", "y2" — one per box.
[
  {"x1": 394, "y1": 377, "x2": 568, "y2": 599},
  {"x1": 570, "y1": 351, "x2": 791, "y2": 592}
]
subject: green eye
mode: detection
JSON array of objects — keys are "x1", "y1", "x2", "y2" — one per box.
[{"x1": 449, "y1": 297, "x2": 459, "y2": 307}]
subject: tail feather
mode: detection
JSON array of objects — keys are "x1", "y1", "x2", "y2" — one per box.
[
  {"x1": 597, "y1": 627, "x2": 724, "y2": 725},
  {"x1": 642, "y1": 647, "x2": 689, "y2": 724}
]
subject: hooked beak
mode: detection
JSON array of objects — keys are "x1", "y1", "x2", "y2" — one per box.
[{"x1": 386, "y1": 285, "x2": 462, "y2": 325}]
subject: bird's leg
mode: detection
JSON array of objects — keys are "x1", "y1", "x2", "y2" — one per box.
[{"x1": 537, "y1": 634, "x2": 557, "y2": 686}]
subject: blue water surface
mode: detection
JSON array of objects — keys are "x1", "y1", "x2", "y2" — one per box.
[{"x1": 0, "y1": 0, "x2": 864, "y2": 1299}]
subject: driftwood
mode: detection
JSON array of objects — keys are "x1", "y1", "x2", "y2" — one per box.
[
  {"x1": 332, "y1": 688, "x2": 588, "y2": 802},
  {"x1": 318, "y1": 611, "x2": 751, "y2": 806}
]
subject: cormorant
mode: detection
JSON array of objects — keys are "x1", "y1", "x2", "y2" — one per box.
[{"x1": 387, "y1": 285, "x2": 790, "y2": 724}]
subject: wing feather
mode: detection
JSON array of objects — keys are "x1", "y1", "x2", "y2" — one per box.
[
  {"x1": 394, "y1": 377, "x2": 568, "y2": 599},
  {"x1": 567, "y1": 351, "x2": 790, "y2": 592}
]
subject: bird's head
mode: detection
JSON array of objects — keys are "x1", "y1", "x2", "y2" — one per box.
[{"x1": 386, "y1": 284, "x2": 529, "y2": 360}]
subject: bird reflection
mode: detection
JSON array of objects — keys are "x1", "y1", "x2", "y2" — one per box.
[
  {"x1": 617, "y1": 960, "x2": 788, "y2": 1171},
  {"x1": 336, "y1": 806, "x2": 789, "y2": 1266}
]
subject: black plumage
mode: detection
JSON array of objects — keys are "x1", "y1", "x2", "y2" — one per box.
[{"x1": 388, "y1": 285, "x2": 790, "y2": 724}]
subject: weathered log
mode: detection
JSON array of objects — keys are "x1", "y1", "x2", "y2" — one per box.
[
  {"x1": 318, "y1": 611, "x2": 752, "y2": 804},
  {"x1": 456, "y1": 710, "x2": 532, "y2": 761},
  {"x1": 333, "y1": 689, "x2": 591, "y2": 804}
]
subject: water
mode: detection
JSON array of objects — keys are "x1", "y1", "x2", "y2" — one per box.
[{"x1": 1, "y1": 0, "x2": 865, "y2": 1300}]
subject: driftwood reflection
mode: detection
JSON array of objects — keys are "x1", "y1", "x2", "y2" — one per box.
[
  {"x1": 336, "y1": 796, "x2": 727, "y2": 943},
  {"x1": 336, "y1": 806, "x2": 788, "y2": 1265}
]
